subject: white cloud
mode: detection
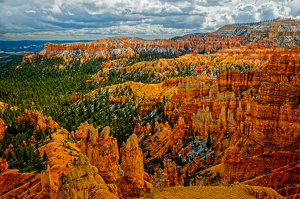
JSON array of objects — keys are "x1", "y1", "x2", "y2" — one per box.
[{"x1": 0, "y1": 0, "x2": 299, "y2": 40}]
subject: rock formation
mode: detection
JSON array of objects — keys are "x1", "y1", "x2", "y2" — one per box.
[
  {"x1": 0, "y1": 158, "x2": 8, "y2": 173},
  {"x1": 70, "y1": 93, "x2": 81, "y2": 104},
  {"x1": 38, "y1": 165, "x2": 57, "y2": 199},
  {"x1": 117, "y1": 134, "x2": 152, "y2": 198},
  {"x1": 248, "y1": 20, "x2": 300, "y2": 47},
  {"x1": 56, "y1": 154, "x2": 118, "y2": 199},
  {"x1": 1, "y1": 20, "x2": 299, "y2": 198},
  {"x1": 115, "y1": 44, "x2": 299, "y2": 197},
  {"x1": 32, "y1": 34, "x2": 245, "y2": 62},
  {"x1": 0, "y1": 118, "x2": 6, "y2": 140},
  {"x1": 15, "y1": 109, "x2": 59, "y2": 134},
  {"x1": 75, "y1": 122, "x2": 119, "y2": 183},
  {"x1": 152, "y1": 159, "x2": 184, "y2": 188},
  {"x1": 0, "y1": 169, "x2": 41, "y2": 198}
]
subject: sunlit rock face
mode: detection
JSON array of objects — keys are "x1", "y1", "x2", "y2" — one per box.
[
  {"x1": 22, "y1": 20, "x2": 299, "y2": 64},
  {"x1": 56, "y1": 154, "x2": 119, "y2": 199},
  {"x1": 0, "y1": 111, "x2": 81, "y2": 198},
  {"x1": 122, "y1": 45, "x2": 299, "y2": 197},
  {"x1": 248, "y1": 20, "x2": 300, "y2": 47},
  {"x1": 117, "y1": 134, "x2": 153, "y2": 198},
  {"x1": 75, "y1": 122, "x2": 119, "y2": 183},
  {"x1": 15, "y1": 109, "x2": 59, "y2": 134},
  {"x1": 0, "y1": 118, "x2": 6, "y2": 140},
  {"x1": 34, "y1": 34, "x2": 245, "y2": 62},
  {"x1": 1, "y1": 20, "x2": 299, "y2": 199}
]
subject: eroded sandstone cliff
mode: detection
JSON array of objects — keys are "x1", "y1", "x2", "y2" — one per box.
[
  {"x1": 75, "y1": 122, "x2": 119, "y2": 183},
  {"x1": 117, "y1": 134, "x2": 153, "y2": 198}
]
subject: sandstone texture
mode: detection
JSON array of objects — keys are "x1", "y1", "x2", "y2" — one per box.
[
  {"x1": 117, "y1": 134, "x2": 153, "y2": 198},
  {"x1": 145, "y1": 184, "x2": 284, "y2": 199},
  {"x1": 75, "y1": 122, "x2": 119, "y2": 183},
  {"x1": 56, "y1": 154, "x2": 118, "y2": 199},
  {"x1": 23, "y1": 20, "x2": 299, "y2": 63},
  {"x1": 1, "y1": 20, "x2": 299, "y2": 198},
  {"x1": 15, "y1": 109, "x2": 59, "y2": 134},
  {"x1": 116, "y1": 45, "x2": 300, "y2": 197},
  {"x1": 0, "y1": 118, "x2": 6, "y2": 140}
]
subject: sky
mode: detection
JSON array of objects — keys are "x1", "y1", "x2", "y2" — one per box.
[{"x1": 0, "y1": 0, "x2": 299, "y2": 40}]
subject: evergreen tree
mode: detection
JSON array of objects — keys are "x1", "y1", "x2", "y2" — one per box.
[
  {"x1": 43, "y1": 150, "x2": 49, "y2": 163},
  {"x1": 206, "y1": 130, "x2": 212, "y2": 148}
]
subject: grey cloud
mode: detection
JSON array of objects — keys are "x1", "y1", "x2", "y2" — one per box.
[{"x1": 0, "y1": 0, "x2": 298, "y2": 40}]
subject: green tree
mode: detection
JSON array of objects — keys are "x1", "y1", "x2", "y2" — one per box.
[
  {"x1": 43, "y1": 150, "x2": 49, "y2": 163},
  {"x1": 206, "y1": 130, "x2": 212, "y2": 148}
]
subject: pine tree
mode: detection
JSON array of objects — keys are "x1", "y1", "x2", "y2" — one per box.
[
  {"x1": 206, "y1": 130, "x2": 212, "y2": 148},
  {"x1": 43, "y1": 150, "x2": 49, "y2": 163}
]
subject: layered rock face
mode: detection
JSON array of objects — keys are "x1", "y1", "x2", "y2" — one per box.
[
  {"x1": 38, "y1": 165, "x2": 57, "y2": 199},
  {"x1": 90, "y1": 43, "x2": 272, "y2": 84},
  {"x1": 0, "y1": 170, "x2": 41, "y2": 198},
  {"x1": 249, "y1": 20, "x2": 300, "y2": 47},
  {"x1": 0, "y1": 158, "x2": 8, "y2": 173},
  {"x1": 75, "y1": 122, "x2": 119, "y2": 183},
  {"x1": 56, "y1": 154, "x2": 118, "y2": 199},
  {"x1": 15, "y1": 109, "x2": 59, "y2": 134},
  {"x1": 118, "y1": 45, "x2": 299, "y2": 197},
  {"x1": 0, "y1": 118, "x2": 6, "y2": 140},
  {"x1": 117, "y1": 134, "x2": 152, "y2": 198},
  {"x1": 21, "y1": 20, "x2": 298, "y2": 64},
  {"x1": 34, "y1": 35, "x2": 245, "y2": 62},
  {"x1": 0, "y1": 114, "x2": 80, "y2": 198}
]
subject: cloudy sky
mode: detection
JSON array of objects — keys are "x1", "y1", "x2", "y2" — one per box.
[{"x1": 0, "y1": 0, "x2": 299, "y2": 40}]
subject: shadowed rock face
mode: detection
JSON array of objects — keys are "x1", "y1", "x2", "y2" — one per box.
[{"x1": 75, "y1": 123, "x2": 119, "y2": 183}]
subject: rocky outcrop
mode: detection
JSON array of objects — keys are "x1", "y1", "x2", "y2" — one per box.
[
  {"x1": 0, "y1": 158, "x2": 8, "y2": 173},
  {"x1": 37, "y1": 128, "x2": 80, "y2": 188},
  {"x1": 56, "y1": 154, "x2": 118, "y2": 199},
  {"x1": 0, "y1": 170, "x2": 41, "y2": 198},
  {"x1": 122, "y1": 45, "x2": 299, "y2": 198},
  {"x1": 70, "y1": 93, "x2": 81, "y2": 104},
  {"x1": 152, "y1": 159, "x2": 184, "y2": 188},
  {"x1": 38, "y1": 165, "x2": 57, "y2": 199},
  {"x1": 21, "y1": 20, "x2": 298, "y2": 64},
  {"x1": 249, "y1": 20, "x2": 300, "y2": 47},
  {"x1": 15, "y1": 110, "x2": 59, "y2": 134},
  {"x1": 26, "y1": 28, "x2": 246, "y2": 62},
  {"x1": 0, "y1": 118, "x2": 6, "y2": 140},
  {"x1": 117, "y1": 134, "x2": 152, "y2": 198},
  {"x1": 244, "y1": 162, "x2": 300, "y2": 198},
  {"x1": 75, "y1": 123, "x2": 119, "y2": 183}
]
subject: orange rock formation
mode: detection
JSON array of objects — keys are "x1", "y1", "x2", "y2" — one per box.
[
  {"x1": 23, "y1": 31, "x2": 246, "y2": 62},
  {"x1": 56, "y1": 154, "x2": 118, "y2": 199},
  {"x1": 117, "y1": 134, "x2": 153, "y2": 198},
  {"x1": 0, "y1": 118, "x2": 6, "y2": 140},
  {"x1": 75, "y1": 122, "x2": 119, "y2": 183},
  {"x1": 15, "y1": 110, "x2": 59, "y2": 134},
  {"x1": 116, "y1": 45, "x2": 299, "y2": 197}
]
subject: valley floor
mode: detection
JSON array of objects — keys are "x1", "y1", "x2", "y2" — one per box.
[{"x1": 142, "y1": 184, "x2": 283, "y2": 199}]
